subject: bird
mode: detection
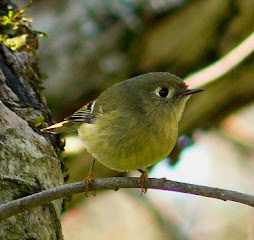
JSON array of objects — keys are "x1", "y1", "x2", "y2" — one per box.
[{"x1": 41, "y1": 72, "x2": 203, "y2": 193}]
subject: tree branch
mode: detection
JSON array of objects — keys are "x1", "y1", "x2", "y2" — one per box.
[
  {"x1": 185, "y1": 32, "x2": 254, "y2": 87},
  {"x1": 0, "y1": 177, "x2": 253, "y2": 221}
]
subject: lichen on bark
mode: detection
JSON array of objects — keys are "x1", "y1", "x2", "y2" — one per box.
[{"x1": 0, "y1": 2, "x2": 64, "y2": 238}]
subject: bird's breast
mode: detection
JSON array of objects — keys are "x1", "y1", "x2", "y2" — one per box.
[{"x1": 78, "y1": 112, "x2": 178, "y2": 171}]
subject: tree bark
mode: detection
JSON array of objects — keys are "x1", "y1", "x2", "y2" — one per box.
[{"x1": 0, "y1": 42, "x2": 64, "y2": 239}]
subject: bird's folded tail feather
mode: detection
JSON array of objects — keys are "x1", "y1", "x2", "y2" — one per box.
[{"x1": 41, "y1": 120, "x2": 80, "y2": 134}]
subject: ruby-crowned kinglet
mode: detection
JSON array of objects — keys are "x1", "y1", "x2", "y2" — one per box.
[{"x1": 42, "y1": 72, "x2": 202, "y2": 176}]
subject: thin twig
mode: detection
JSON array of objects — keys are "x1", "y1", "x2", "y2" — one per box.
[
  {"x1": 185, "y1": 32, "x2": 254, "y2": 87},
  {"x1": 184, "y1": 32, "x2": 254, "y2": 87},
  {"x1": 0, "y1": 177, "x2": 253, "y2": 221}
]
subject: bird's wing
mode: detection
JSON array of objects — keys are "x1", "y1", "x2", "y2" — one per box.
[
  {"x1": 41, "y1": 100, "x2": 96, "y2": 134},
  {"x1": 64, "y1": 100, "x2": 96, "y2": 123}
]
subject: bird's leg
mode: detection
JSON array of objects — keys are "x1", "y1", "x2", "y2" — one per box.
[
  {"x1": 84, "y1": 158, "x2": 96, "y2": 196},
  {"x1": 138, "y1": 169, "x2": 148, "y2": 194}
]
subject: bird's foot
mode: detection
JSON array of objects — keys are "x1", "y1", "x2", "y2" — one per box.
[
  {"x1": 84, "y1": 158, "x2": 97, "y2": 197},
  {"x1": 138, "y1": 169, "x2": 148, "y2": 195},
  {"x1": 84, "y1": 172, "x2": 96, "y2": 197}
]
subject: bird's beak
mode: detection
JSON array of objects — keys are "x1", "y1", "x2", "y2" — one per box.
[{"x1": 182, "y1": 88, "x2": 203, "y2": 96}]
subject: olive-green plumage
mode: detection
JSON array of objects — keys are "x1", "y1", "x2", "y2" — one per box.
[{"x1": 41, "y1": 72, "x2": 202, "y2": 171}]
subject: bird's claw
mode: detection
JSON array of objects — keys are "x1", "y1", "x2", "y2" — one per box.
[
  {"x1": 84, "y1": 173, "x2": 96, "y2": 197},
  {"x1": 138, "y1": 169, "x2": 148, "y2": 195}
]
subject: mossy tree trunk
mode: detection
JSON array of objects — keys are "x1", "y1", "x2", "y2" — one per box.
[{"x1": 0, "y1": 3, "x2": 64, "y2": 237}]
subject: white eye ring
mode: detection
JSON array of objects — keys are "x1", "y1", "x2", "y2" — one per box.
[{"x1": 155, "y1": 87, "x2": 174, "y2": 99}]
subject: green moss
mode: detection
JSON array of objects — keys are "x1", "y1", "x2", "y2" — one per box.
[
  {"x1": 18, "y1": 182, "x2": 35, "y2": 196},
  {"x1": 0, "y1": 0, "x2": 47, "y2": 51},
  {"x1": 33, "y1": 114, "x2": 46, "y2": 128}
]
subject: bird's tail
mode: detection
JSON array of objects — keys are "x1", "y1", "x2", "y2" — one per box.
[{"x1": 41, "y1": 120, "x2": 80, "y2": 134}]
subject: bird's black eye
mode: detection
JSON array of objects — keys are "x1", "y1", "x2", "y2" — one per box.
[
  {"x1": 155, "y1": 87, "x2": 173, "y2": 99},
  {"x1": 158, "y1": 87, "x2": 169, "y2": 98}
]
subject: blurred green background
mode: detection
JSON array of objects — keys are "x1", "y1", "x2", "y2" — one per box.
[{"x1": 15, "y1": 0, "x2": 254, "y2": 239}]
